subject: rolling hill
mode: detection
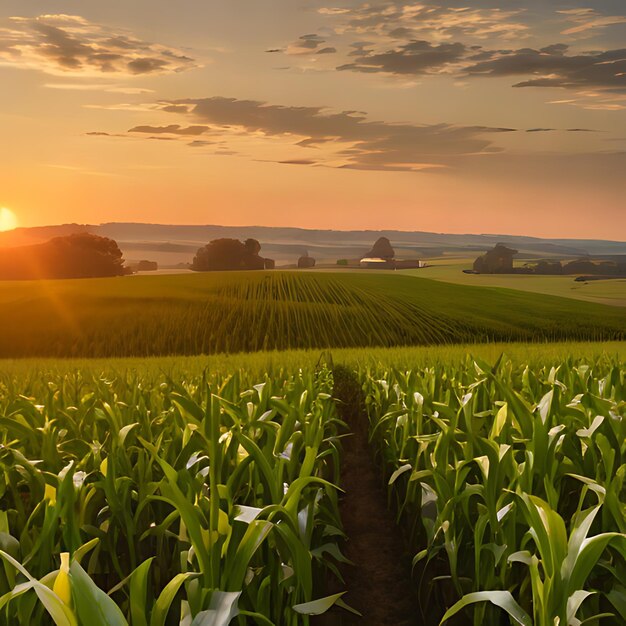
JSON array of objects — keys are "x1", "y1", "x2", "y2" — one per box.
[
  {"x1": 0, "y1": 270, "x2": 623, "y2": 358},
  {"x1": 1, "y1": 222, "x2": 625, "y2": 267}
]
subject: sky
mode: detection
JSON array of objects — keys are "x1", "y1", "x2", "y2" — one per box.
[{"x1": 0, "y1": 0, "x2": 625, "y2": 239}]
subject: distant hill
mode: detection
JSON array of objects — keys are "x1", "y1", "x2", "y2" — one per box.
[{"x1": 1, "y1": 222, "x2": 624, "y2": 267}]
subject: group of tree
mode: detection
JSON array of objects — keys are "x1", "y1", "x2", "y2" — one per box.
[
  {"x1": 191, "y1": 238, "x2": 274, "y2": 271},
  {"x1": 531, "y1": 258, "x2": 626, "y2": 276},
  {"x1": 298, "y1": 252, "x2": 316, "y2": 269},
  {"x1": 473, "y1": 244, "x2": 517, "y2": 274},
  {"x1": 366, "y1": 237, "x2": 395, "y2": 259},
  {"x1": 0, "y1": 233, "x2": 128, "y2": 280},
  {"x1": 473, "y1": 244, "x2": 626, "y2": 276}
]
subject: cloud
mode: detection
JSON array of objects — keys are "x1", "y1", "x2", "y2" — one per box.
[
  {"x1": 337, "y1": 39, "x2": 626, "y2": 94},
  {"x1": 285, "y1": 34, "x2": 329, "y2": 55},
  {"x1": 525, "y1": 127, "x2": 596, "y2": 133},
  {"x1": 128, "y1": 124, "x2": 210, "y2": 136},
  {"x1": 464, "y1": 45, "x2": 626, "y2": 92},
  {"x1": 558, "y1": 8, "x2": 626, "y2": 36},
  {"x1": 0, "y1": 14, "x2": 197, "y2": 76},
  {"x1": 338, "y1": 40, "x2": 466, "y2": 74},
  {"x1": 275, "y1": 3, "x2": 625, "y2": 97},
  {"x1": 319, "y1": 2, "x2": 529, "y2": 42},
  {"x1": 44, "y1": 82, "x2": 154, "y2": 94},
  {"x1": 548, "y1": 90, "x2": 626, "y2": 111},
  {"x1": 94, "y1": 94, "x2": 604, "y2": 170},
  {"x1": 146, "y1": 95, "x2": 512, "y2": 171}
]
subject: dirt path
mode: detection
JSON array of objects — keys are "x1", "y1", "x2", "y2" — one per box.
[{"x1": 317, "y1": 367, "x2": 420, "y2": 625}]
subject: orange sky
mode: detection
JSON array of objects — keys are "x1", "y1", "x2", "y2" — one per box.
[{"x1": 1, "y1": 1, "x2": 625, "y2": 239}]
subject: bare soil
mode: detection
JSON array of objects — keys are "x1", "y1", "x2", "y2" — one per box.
[{"x1": 315, "y1": 366, "x2": 420, "y2": 625}]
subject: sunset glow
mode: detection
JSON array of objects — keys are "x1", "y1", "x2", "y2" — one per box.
[
  {"x1": 0, "y1": 208, "x2": 18, "y2": 232},
  {"x1": 0, "y1": 2, "x2": 624, "y2": 237}
]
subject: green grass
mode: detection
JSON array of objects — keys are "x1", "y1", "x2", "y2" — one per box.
[
  {"x1": 400, "y1": 258, "x2": 626, "y2": 307},
  {"x1": 0, "y1": 271, "x2": 623, "y2": 358}
]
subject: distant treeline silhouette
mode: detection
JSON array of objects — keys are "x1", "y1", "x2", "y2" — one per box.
[
  {"x1": 191, "y1": 238, "x2": 275, "y2": 271},
  {"x1": 0, "y1": 233, "x2": 127, "y2": 280},
  {"x1": 473, "y1": 244, "x2": 626, "y2": 276}
]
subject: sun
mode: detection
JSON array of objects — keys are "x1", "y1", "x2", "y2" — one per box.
[{"x1": 0, "y1": 207, "x2": 18, "y2": 232}]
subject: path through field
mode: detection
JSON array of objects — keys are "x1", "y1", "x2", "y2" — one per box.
[
  {"x1": 338, "y1": 414, "x2": 420, "y2": 625},
  {"x1": 319, "y1": 367, "x2": 420, "y2": 625}
]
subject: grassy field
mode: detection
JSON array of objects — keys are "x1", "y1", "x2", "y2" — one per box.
[
  {"x1": 401, "y1": 258, "x2": 626, "y2": 307},
  {"x1": 0, "y1": 271, "x2": 624, "y2": 358}
]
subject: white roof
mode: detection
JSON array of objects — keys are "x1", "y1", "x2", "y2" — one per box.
[{"x1": 360, "y1": 257, "x2": 389, "y2": 263}]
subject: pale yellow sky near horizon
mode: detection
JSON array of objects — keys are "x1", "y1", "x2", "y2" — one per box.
[{"x1": 1, "y1": 1, "x2": 625, "y2": 239}]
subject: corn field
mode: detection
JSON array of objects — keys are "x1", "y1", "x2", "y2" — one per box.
[
  {"x1": 363, "y1": 354, "x2": 626, "y2": 625},
  {"x1": 0, "y1": 272, "x2": 623, "y2": 358},
  {"x1": 0, "y1": 368, "x2": 350, "y2": 625},
  {"x1": 0, "y1": 351, "x2": 624, "y2": 624}
]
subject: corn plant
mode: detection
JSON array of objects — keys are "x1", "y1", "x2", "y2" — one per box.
[
  {"x1": 362, "y1": 355, "x2": 626, "y2": 625},
  {"x1": 0, "y1": 367, "x2": 349, "y2": 625}
]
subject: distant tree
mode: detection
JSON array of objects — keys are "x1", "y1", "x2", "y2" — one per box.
[
  {"x1": 45, "y1": 233, "x2": 127, "y2": 278},
  {"x1": 298, "y1": 253, "x2": 316, "y2": 269},
  {"x1": 336, "y1": 259, "x2": 348, "y2": 266},
  {"x1": 191, "y1": 237, "x2": 273, "y2": 271},
  {"x1": 244, "y1": 238, "x2": 262, "y2": 255},
  {"x1": 366, "y1": 237, "x2": 395, "y2": 259},
  {"x1": 562, "y1": 258, "x2": 620, "y2": 275},
  {"x1": 191, "y1": 238, "x2": 247, "y2": 271},
  {"x1": 473, "y1": 244, "x2": 518, "y2": 274},
  {"x1": 532, "y1": 260, "x2": 563, "y2": 275},
  {"x1": 244, "y1": 239, "x2": 265, "y2": 269},
  {"x1": 134, "y1": 260, "x2": 158, "y2": 272},
  {"x1": 0, "y1": 232, "x2": 127, "y2": 280}
]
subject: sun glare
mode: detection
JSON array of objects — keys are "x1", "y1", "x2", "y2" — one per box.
[{"x1": 0, "y1": 207, "x2": 18, "y2": 232}]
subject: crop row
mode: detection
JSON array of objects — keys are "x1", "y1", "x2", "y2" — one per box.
[
  {"x1": 362, "y1": 355, "x2": 626, "y2": 625},
  {"x1": 1, "y1": 351, "x2": 625, "y2": 625},
  {"x1": 0, "y1": 272, "x2": 623, "y2": 358},
  {"x1": 0, "y1": 369, "x2": 349, "y2": 625}
]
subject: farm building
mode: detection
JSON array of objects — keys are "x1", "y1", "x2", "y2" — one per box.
[
  {"x1": 360, "y1": 237, "x2": 424, "y2": 269},
  {"x1": 360, "y1": 257, "x2": 394, "y2": 269},
  {"x1": 359, "y1": 257, "x2": 425, "y2": 270}
]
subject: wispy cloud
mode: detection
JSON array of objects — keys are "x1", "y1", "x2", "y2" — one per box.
[
  {"x1": 44, "y1": 82, "x2": 154, "y2": 94},
  {"x1": 321, "y1": 3, "x2": 529, "y2": 42},
  {"x1": 336, "y1": 39, "x2": 626, "y2": 94},
  {"x1": 338, "y1": 40, "x2": 466, "y2": 75},
  {"x1": 88, "y1": 94, "x2": 596, "y2": 172},
  {"x1": 128, "y1": 124, "x2": 210, "y2": 136},
  {"x1": 558, "y1": 8, "x2": 626, "y2": 36},
  {"x1": 0, "y1": 14, "x2": 197, "y2": 76},
  {"x1": 464, "y1": 45, "x2": 626, "y2": 93}
]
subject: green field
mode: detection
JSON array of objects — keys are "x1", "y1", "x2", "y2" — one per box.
[
  {"x1": 0, "y1": 271, "x2": 624, "y2": 358},
  {"x1": 1, "y1": 268, "x2": 625, "y2": 624},
  {"x1": 0, "y1": 343, "x2": 624, "y2": 625},
  {"x1": 401, "y1": 258, "x2": 626, "y2": 307}
]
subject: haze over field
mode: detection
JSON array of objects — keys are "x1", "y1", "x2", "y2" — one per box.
[
  {"x1": 1, "y1": 222, "x2": 625, "y2": 267},
  {"x1": 1, "y1": 0, "x2": 625, "y2": 237}
]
